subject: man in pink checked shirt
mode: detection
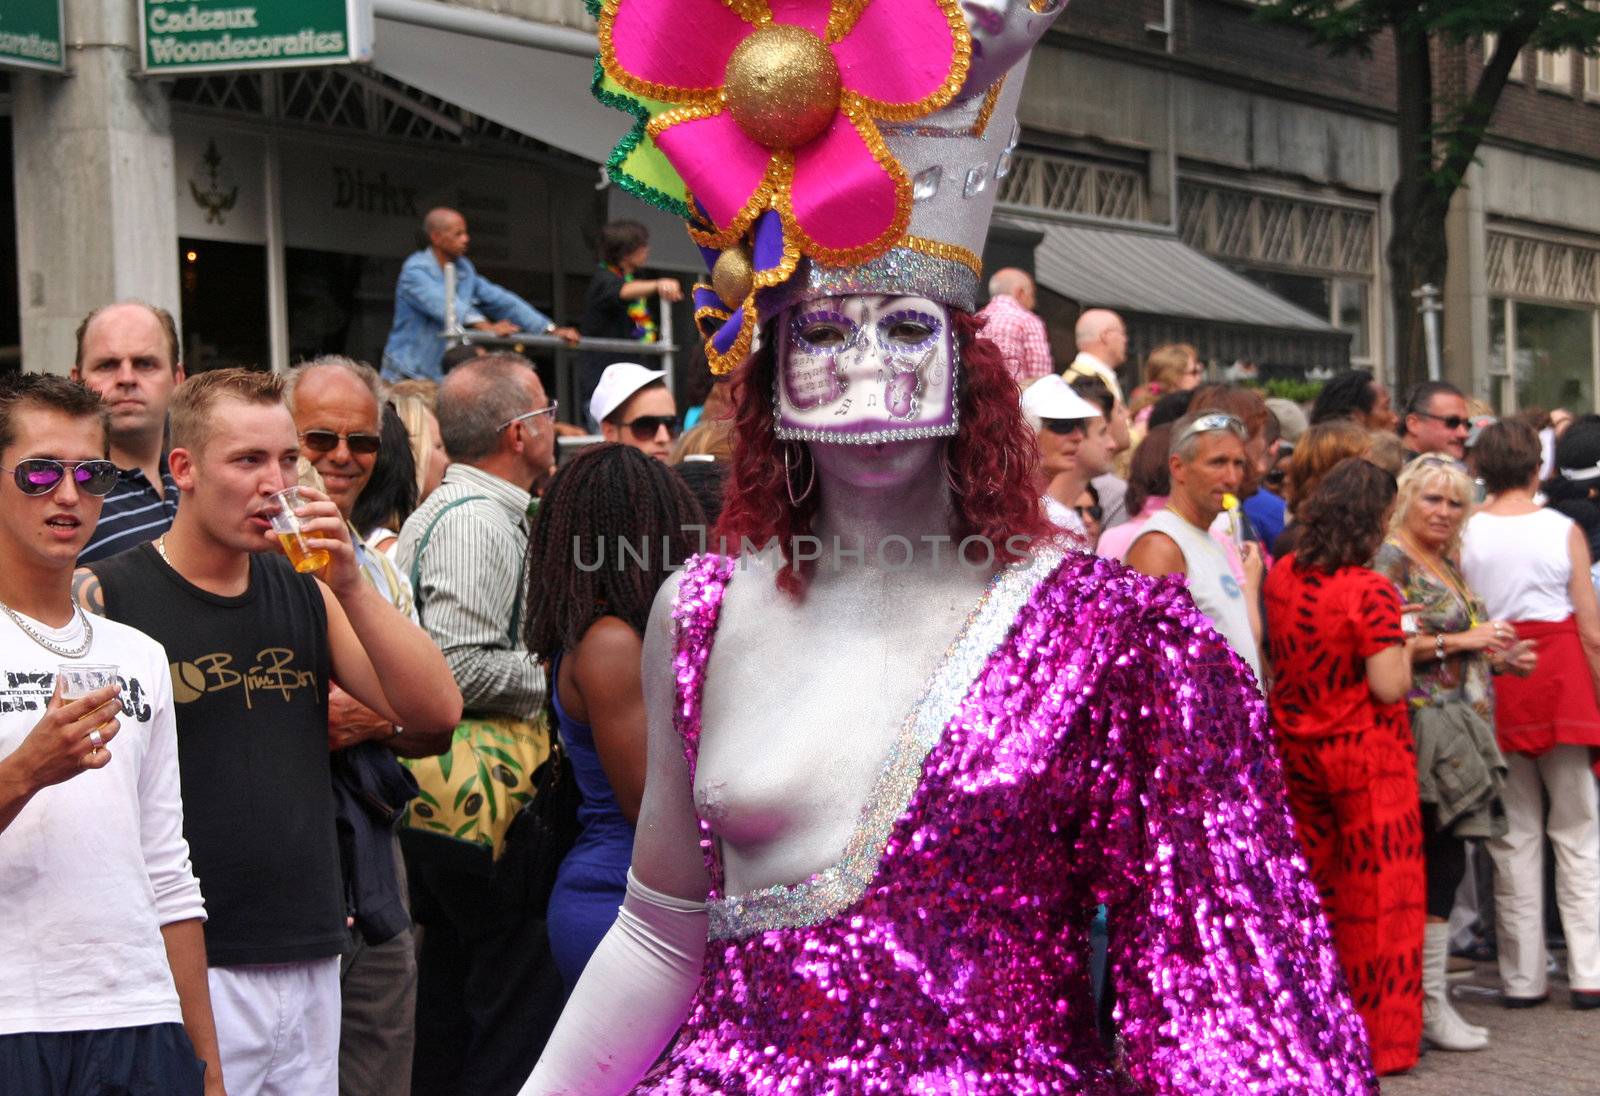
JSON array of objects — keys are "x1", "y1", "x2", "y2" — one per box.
[{"x1": 975, "y1": 268, "x2": 1053, "y2": 385}]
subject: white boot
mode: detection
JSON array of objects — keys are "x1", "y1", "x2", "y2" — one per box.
[{"x1": 1423, "y1": 922, "x2": 1489, "y2": 1050}]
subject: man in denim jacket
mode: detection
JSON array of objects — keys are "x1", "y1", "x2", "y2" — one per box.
[{"x1": 381, "y1": 208, "x2": 578, "y2": 382}]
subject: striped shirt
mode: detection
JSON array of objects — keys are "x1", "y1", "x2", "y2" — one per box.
[
  {"x1": 394, "y1": 463, "x2": 543, "y2": 720},
  {"x1": 79, "y1": 457, "x2": 179, "y2": 564}
]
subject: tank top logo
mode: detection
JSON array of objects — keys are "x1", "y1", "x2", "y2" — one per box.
[
  {"x1": 170, "y1": 647, "x2": 320, "y2": 708},
  {"x1": 1220, "y1": 574, "x2": 1243, "y2": 600}
]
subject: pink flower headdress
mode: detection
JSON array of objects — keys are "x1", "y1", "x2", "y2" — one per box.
[{"x1": 592, "y1": 0, "x2": 1065, "y2": 372}]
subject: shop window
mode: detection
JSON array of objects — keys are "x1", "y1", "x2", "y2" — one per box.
[
  {"x1": 285, "y1": 248, "x2": 395, "y2": 367},
  {"x1": 1514, "y1": 302, "x2": 1595, "y2": 414},
  {"x1": 179, "y1": 239, "x2": 269, "y2": 372}
]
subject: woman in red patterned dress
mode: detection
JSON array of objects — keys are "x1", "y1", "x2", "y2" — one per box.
[{"x1": 1264, "y1": 457, "x2": 1423, "y2": 1076}]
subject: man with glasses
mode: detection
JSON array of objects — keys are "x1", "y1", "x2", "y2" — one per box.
[
  {"x1": 1400, "y1": 380, "x2": 1471, "y2": 462},
  {"x1": 589, "y1": 362, "x2": 679, "y2": 460},
  {"x1": 286, "y1": 356, "x2": 449, "y2": 1096},
  {"x1": 71, "y1": 301, "x2": 187, "y2": 563},
  {"x1": 0, "y1": 374, "x2": 225, "y2": 1096},
  {"x1": 394, "y1": 353, "x2": 560, "y2": 1094},
  {"x1": 1126, "y1": 411, "x2": 1265, "y2": 684}
]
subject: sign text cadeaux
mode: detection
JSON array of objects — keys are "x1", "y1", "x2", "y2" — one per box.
[
  {"x1": 0, "y1": 0, "x2": 65, "y2": 74},
  {"x1": 141, "y1": 0, "x2": 373, "y2": 74}
]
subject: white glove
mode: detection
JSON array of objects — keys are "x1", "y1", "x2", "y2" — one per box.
[{"x1": 520, "y1": 869, "x2": 708, "y2": 1095}]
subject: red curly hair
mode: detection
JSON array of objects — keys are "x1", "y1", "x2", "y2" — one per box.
[{"x1": 715, "y1": 309, "x2": 1048, "y2": 596}]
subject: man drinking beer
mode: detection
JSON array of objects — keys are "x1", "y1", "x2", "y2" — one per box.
[{"x1": 76, "y1": 368, "x2": 461, "y2": 1096}]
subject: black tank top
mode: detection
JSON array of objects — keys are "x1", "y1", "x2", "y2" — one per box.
[{"x1": 92, "y1": 543, "x2": 344, "y2": 966}]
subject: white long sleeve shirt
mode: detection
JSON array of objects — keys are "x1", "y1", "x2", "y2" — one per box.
[{"x1": 0, "y1": 609, "x2": 205, "y2": 1035}]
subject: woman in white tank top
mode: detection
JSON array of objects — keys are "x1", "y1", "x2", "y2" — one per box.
[{"x1": 1460, "y1": 421, "x2": 1600, "y2": 1010}]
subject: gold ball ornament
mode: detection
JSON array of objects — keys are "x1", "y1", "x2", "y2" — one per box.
[
  {"x1": 723, "y1": 24, "x2": 841, "y2": 150},
  {"x1": 711, "y1": 248, "x2": 755, "y2": 309}
]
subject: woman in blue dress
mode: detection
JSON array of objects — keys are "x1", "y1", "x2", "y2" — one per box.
[{"x1": 524, "y1": 443, "x2": 706, "y2": 988}]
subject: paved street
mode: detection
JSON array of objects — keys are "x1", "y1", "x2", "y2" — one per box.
[{"x1": 1383, "y1": 963, "x2": 1599, "y2": 1095}]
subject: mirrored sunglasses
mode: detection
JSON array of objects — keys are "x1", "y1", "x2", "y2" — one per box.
[{"x1": 2, "y1": 458, "x2": 119, "y2": 497}]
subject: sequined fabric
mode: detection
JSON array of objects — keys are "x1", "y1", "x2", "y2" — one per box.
[{"x1": 653, "y1": 551, "x2": 1376, "y2": 1094}]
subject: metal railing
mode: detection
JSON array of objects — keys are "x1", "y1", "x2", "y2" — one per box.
[{"x1": 440, "y1": 261, "x2": 679, "y2": 424}]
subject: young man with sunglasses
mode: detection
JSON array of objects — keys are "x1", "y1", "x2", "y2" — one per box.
[
  {"x1": 71, "y1": 301, "x2": 188, "y2": 563},
  {"x1": 1401, "y1": 380, "x2": 1471, "y2": 462},
  {"x1": 1126, "y1": 411, "x2": 1265, "y2": 685},
  {"x1": 75, "y1": 368, "x2": 462, "y2": 1096},
  {"x1": 590, "y1": 361, "x2": 679, "y2": 461},
  {"x1": 0, "y1": 374, "x2": 226, "y2": 1095}
]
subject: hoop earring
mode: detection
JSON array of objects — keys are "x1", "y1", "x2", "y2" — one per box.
[{"x1": 783, "y1": 443, "x2": 815, "y2": 506}]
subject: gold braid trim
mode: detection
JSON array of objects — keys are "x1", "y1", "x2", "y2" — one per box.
[
  {"x1": 843, "y1": 0, "x2": 971, "y2": 120},
  {"x1": 720, "y1": 0, "x2": 771, "y2": 25},
  {"x1": 825, "y1": 0, "x2": 870, "y2": 43},
  {"x1": 971, "y1": 75, "x2": 1004, "y2": 139},
  {"x1": 775, "y1": 105, "x2": 910, "y2": 269},
  {"x1": 902, "y1": 235, "x2": 983, "y2": 277}
]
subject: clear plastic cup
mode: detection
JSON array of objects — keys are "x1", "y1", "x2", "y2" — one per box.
[
  {"x1": 57, "y1": 663, "x2": 120, "y2": 701},
  {"x1": 268, "y1": 486, "x2": 331, "y2": 573}
]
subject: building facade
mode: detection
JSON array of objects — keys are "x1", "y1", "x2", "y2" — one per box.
[{"x1": 3, "y1": 0, "x2": 1598, "y2": 410}]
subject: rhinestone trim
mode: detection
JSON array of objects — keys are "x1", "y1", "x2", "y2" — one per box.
[{"x1": 707, "y1": 545, "x2": 1067, "y2": 939}]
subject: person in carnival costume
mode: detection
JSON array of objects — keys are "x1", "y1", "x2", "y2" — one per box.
[{"x1": 522, "y1": 0, "x2": 1376, "y2": 1091}]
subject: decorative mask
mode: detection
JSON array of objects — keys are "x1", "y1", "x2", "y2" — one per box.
[{"x1": 775, "y1": 295, "x2": 958, "y2": 444}]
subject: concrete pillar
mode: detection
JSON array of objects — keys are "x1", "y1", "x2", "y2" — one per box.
[
  {"x1": 1443, "y1": 161, "x2": 1490, "y2": 403},
  {"x1": 11, "y1": 0, "x2": 178, "y2": 375}
]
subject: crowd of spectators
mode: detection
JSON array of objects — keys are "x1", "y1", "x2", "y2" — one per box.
[
  {"x1": 1024, "y1": 304, "x2": 1600, "y2": 1077},
  {"x1": 7, "y1": 264, "x2": 1600, "y2": 1094}
]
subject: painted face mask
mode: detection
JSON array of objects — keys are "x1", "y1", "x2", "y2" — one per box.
[{"x1": 775, "y1": 296, "x2": 959, "y2": 445}]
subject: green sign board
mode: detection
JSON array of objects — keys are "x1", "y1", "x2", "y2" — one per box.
[
  {"x1": 141, "y1": 0, "x2": 373, "y2": 74},
  {"x1": 0, "y1": 0, "x2": 66, "y2": 74}
]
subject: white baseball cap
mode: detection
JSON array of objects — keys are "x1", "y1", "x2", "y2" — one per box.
[
  {"x1": 589, "y1": 362, "x2": 667, "y2": 425},
  {"x1": 1020, "y1": 375, "x2": 1101, "y2": 430}
]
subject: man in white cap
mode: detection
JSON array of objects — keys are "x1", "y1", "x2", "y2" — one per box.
[
  {"x1": 1020, "y1": 375, "x2": 1102, "y2": 543},
  {"x1": 588, "y1": 363, "x2": 678, "y2": 462}
]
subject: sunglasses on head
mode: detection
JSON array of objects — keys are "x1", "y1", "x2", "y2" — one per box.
[
  {"x1": 1041, "y1": 418, "x2": 1086, "y2": 436},
  {"x1": 2, "y1": 458, "x2": 119, "y2": 497},
  {"x1": 1412, "y1": 410, "x2": 1470, "y2": 431},
  {"x1": 618, "y1": 414, "x2": 681, "y2": 442},
  {"x1": 300, "y1": 429, "x2": 382, "y2": 456}
]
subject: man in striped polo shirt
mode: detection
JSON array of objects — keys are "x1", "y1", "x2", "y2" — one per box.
[{"x1": 71, "y1": 301, "x2": 186, "y2": 563}]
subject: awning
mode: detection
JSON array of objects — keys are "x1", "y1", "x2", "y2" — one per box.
[
  {"x1": 995, "y1": 211, "x2": 1337, "y2": 333},
  {"x1": 370, "y1": 0, "x2": 622, "y2": 165}
]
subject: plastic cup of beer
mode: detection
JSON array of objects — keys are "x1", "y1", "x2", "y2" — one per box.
[
  {"x1": 268, "y1": 486, "x2": 331, "y2": 573},
  {"x1": 57, "y1": 663, "x2": 120, "y2": 702}
]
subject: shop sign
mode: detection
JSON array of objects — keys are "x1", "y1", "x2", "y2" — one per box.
[
  {"x1": 0, "y1": 0, "x2": 66, "y2": 74},
  {"x1": 141, "y1": 0, "x2": 372, "y2": 75}
]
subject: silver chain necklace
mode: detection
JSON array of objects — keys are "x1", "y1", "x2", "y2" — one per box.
[{"x1": 0, "y1": 600, "x2": 93, "y2": 659}]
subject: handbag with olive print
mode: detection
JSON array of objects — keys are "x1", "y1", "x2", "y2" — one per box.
[{"x1": 401, "y1": 496, "x2": 549, "y2": 858}]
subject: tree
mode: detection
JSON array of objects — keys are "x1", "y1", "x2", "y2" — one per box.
[{"x1": 1253, "y1": 1, "x2": 1600, "y2": 396}]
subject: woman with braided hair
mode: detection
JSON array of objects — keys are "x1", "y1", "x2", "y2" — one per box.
[{"x1": 523, "y1": 443, "x2": 705, "y2": 990}]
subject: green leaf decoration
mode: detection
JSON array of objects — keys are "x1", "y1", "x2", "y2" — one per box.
[{"x1": 453, "y1": 772, "x2": 479, "y2": 811}]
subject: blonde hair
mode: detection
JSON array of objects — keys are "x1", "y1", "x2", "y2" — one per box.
[
  {"x1": 1129, "y1": 343, "x2": 1199, "y2": 415},
  {"x1": 670, "y1": 420, "x2": 734, "y2": 464},
  {"x1": 1391, "y1": 456, "x2": 1476, "y2": 560},
  {"x1": 170, "y1": 368, "x2": 284, "y2": 455}
]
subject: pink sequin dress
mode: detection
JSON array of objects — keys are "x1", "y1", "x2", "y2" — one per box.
[{"x1": 644, "y1": 548, "x2": 1376, "y2": 1094}]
